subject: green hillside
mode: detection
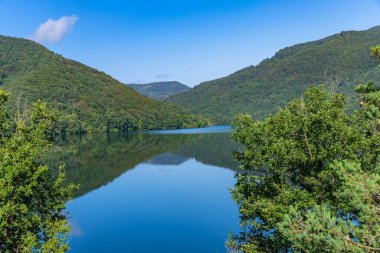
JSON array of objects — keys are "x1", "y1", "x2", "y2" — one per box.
[
  {"x1": 0, "y1": 36, "x2": 209, "y2": 133},
  {"x1": 127, "y1": 81, "x2": 190, "y2": 100},
  {"x1": 167, "y1": 26, "x2": 380, "y2": 123}
]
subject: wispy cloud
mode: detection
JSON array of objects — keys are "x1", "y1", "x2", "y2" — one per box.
[{"x1": 31, "y1": 15, "x2": 78, "y2": 43}]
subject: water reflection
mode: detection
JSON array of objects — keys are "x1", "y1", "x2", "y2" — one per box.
[
  {"x1": 48, "y1": 131, "x2": 239, "y2": 198},
  {"x1": 145, "y1": 153, "x2": 189, "y2": 165}
]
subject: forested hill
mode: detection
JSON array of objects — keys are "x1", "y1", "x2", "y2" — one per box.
[
  {"x1": 127, "y1": 81, "x2": 190, "y2": 100},
  {"x1": 0, "y1": 36, "x2": 209, "y2": 133},
  {"x1": 167, "y1": 26, "x2": 380, "y2": 123}
]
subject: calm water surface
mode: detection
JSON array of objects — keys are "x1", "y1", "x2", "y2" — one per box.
[{"x1": 50, "y1": 126, "x2": 241, "y2": 253}]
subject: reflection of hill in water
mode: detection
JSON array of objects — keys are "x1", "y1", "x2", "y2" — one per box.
[
  {"x1": 174, "y1": 133, "x2": 240, "y2": 170},
  {"x1": 145, "y1": 153, "x2": 189, "y2": 165},
  {"x1": 48, "y1": 132, "x2": 239, "y2": 198}
]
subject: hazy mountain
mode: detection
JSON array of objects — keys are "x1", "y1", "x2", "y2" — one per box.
[{"x1": 127, "y1": 81, "x2": 190, "y2": 100}]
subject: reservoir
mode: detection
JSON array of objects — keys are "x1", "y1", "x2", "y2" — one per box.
[{"x1": 49, "y1": 126, "x2": 240, "y2": 253}]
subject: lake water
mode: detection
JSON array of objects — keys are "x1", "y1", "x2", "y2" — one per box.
[{"x1": 49, "y1": 126, "x2": 241, "y2": 253}]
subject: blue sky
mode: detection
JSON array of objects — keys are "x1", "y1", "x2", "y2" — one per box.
[{"x1": 1, "y1": 0, "x2": 380, "y2": 87}]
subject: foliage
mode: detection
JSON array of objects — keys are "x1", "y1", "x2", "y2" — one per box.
[
  {"x1": 228, "y1": 86, "x2": 380, "y2": 252},
  {"x1": 127, "y1": 81, "x2": 190, "y2": 100},
  {"x1": 0, "y1": 90, "x2": 74, "y2": 252},
  {"x1": 168, "y1": 26, "x2": 380, "y2": 124},
  {"x1": 0, "y1": 36, "x2": 210, "y2": 134},
  {"x1": 278, "y1": 161, "x2": 380, "y2": 253},
  {"x1": 371, "y1": 45, "x2": 380, "y2": 59}
]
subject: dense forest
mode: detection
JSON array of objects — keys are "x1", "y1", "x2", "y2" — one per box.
[
  {"x1": 127, "y1": 81, "x2": 190, "y2": 100},
  {"x1": 0, "y1": 36, "x2": 209, "y2": 133},
  {"x1": 167, "y1": 26, "x2": 380, "y2": 123}
]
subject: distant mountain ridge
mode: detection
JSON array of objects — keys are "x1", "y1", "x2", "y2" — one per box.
[
  {"x1": 0, "y1": 36, "x2": 209, "y2": 133},
  {"x1": 127, "y1": 81, "x2": 190, "y2": 100},
  {"x1": 167, "y1": 26, "x2": 380, "y2": 123}
]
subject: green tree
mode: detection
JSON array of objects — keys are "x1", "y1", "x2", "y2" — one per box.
[
  {"x1": 228, "y1": 85, "x2": 380, "y2": 252},
  {"x1": 0, "y1": 89, "x2": 74, "y2": 252}
]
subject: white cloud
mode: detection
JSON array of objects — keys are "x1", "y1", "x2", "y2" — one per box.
[{"x1": 31, "y1": 15, "x2": 78, "y2": 43}]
